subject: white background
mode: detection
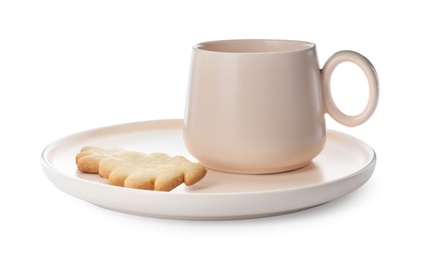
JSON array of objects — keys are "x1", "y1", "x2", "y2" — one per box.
[{"x1": 1, "y1": 0, "x2": 421, "y2": 259}]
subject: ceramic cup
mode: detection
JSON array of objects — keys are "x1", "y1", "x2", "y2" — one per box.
[{"x1": 184, "y1": 39, "x2": 379, "y2": 174}]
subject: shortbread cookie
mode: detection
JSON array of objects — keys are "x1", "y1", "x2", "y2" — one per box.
[
  {"x1": 76, "y1": 146, "x2": 207, "y2": 191},
  {"x1": 75, "y1": 146, "x2": 128, "y2": 173}
]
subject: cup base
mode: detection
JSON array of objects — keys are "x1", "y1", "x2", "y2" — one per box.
[{"x1": 204, "y1": 161, "x2": 312, "y2": 175}]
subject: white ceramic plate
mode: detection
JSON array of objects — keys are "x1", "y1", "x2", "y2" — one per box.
[{"x1": 42, "y1": 119, "x2": 376, "y2": 220}]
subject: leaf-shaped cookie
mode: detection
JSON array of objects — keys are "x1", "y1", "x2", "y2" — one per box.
[
  {"x1": 75, "y1": 146, "x2": 128, "y2": 173},
  {"x1": 76, "y1": 146, "x2": 207, "y2": 191}
]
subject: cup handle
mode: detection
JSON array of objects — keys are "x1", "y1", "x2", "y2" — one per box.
[{"x1": 321, "y1": 50, "x2": 379, "y2": 127}]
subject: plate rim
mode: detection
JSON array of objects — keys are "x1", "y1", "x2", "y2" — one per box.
[{"x1": 41, "y1": 118, "x2": 376, "y2": 219}]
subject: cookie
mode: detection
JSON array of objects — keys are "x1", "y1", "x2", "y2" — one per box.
[
  {"x1": 75, "y1": 146, "x2": 128, "y2": 173},
  {"x1": 75, "y1": 146, "x2": 207, "y2": 191}
]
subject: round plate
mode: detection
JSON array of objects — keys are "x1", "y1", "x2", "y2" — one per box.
[{"x1": 41, "y1": 119, "x2": 376, "y2": 220}]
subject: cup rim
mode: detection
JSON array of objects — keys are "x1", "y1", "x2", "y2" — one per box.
[{"x1": 193, "y1": 39, "x2": 316, "y2": 54}]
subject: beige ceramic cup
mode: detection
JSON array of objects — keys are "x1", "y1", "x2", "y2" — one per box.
[{"x1": 184, "y1": 39, "x2": 379, "y2": 174}]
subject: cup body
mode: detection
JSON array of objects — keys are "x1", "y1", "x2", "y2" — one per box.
[{"x1": 184, "y1": 40, "x2": 327, "y2": 174}]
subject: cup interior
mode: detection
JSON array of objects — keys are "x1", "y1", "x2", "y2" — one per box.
[{"x1": 195, "y1": 39, "x2": 314, "y2": 53}]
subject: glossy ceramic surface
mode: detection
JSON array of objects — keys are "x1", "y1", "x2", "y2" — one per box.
[
  {"x1": 184, "y1": 39, "x2": 379, "y2": 173},
  {"x1": 42, "y1": 119, "x2": 376, "y2": 220}
]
